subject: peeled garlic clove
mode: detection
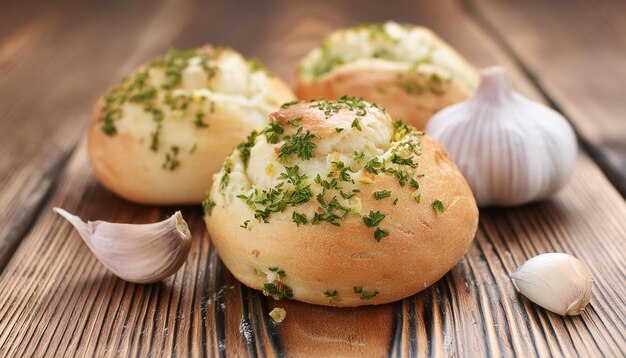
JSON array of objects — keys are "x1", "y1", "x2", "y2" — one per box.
[
  {"x1": 511, "y1": 253, "x2": 592, "y2": 315},
  {"x1": 269, "y1": 307, "x2": 287, "y2": 323},
  {"x1": 426, "y1": 66, "x2": 577, "y2": 206},
  {"x1": 53, "y1": 207, "x2": 191, "y2": 284}
]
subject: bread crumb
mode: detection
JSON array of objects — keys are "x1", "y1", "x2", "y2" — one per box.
[{"x1": 269, "y1": 307, "x2": 286, "y2": 323}]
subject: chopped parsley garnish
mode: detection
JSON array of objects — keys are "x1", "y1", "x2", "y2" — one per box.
[
  {"x1": 311, "y1": 52, "x2": 344, "y2": 77},
  {"x1": 100, "y1": 47, "x2": 272, "y2": 171},
  {"x1": 410, "y1": 178, "x2": 420, "y2": 189},
  {"x1": 312, "y1": 194, "x2": 349, "y2": 227},
  {"x1": 292, "y1": 212, "x2": 308, "y2": 226},
  {"x1": 353, "y1": 286, "x2": 378, "y2": 300},
  {"x1": 284, "y1": 184, "x2": 313, "y2": 205},
  {"x1": 373, "y1": 190, "x2": 391, "y2": 200},
  {"x1": 414, "y1": 194, "x2": 421, "y2": 203},
  {"x1": 432, "y1": 199, "x2": 445, "y2": 216},
  {"x1": 374, "y1": 227, "x2": 389, "y2": 242},
  {"x1": 263, "y1": 121, "x2": 284, "y2": 144},
  {"x1": 263, "y1": 282, "x2": 293, "y2": 300},
  {"x1": 219, "y1": 158, "x2": 233, "y2": 191},
  {"x1": 353, "y1": 151, "x2": 365, "y2": 162},
  {"x1": 362, "y1": 210, "x2": 386, "y2": 227},
  {"x1": 287, "y1": 116, "x2": 303, "y2": 127},
  {"x1": 398, "y1": 72, "x2": 448, "y2": 97},
  {"x1": 150, "y1": 123, "x2": 162, "y2": 151},
  {"x1": 246, "y1": 57, "x2": 272, "y2": 75},
  {"x1": 278, "y1": 127, "x2": 319, "y2": 162},
  {"x1": 310, "y1": 100, "x2": 342, "y2": 118},
  {"x1": 364, "y1": 157, "x2": 383, "y2": 174},
  {"x1": 339, "y1": 190, "x2": 356, "y2": 199},
  {"x1": 390, "y1": 153, "x2": 418, "y2": 167},
  {"x1": 393, "y1": 198, "x2": 398, "y2": 205},
  {"x1": 315, "y1": 175, "x2": 340, "y2": 191},
  {"x1": 338, "y1": 95, "x2": 368, "y2": 116},
  {"x1": 236, "y1": 166, "x2": 313, "y2": 224},
  {"x1": 281, "y1": 99, "x2": 301, "y2": 109},
  {"x1": 240, "y1": 220, "x2": 250, "y2": 229},
  {"x1": 335, "y1": 127, "x2": 344, "y2": 133},
  {"x1": 351, "y1": 118, "x2": 362, "y2": 131},
  {"x1": 393, "y1": 119, "x2": 412, "y2": 141},
  {"x1": 268, "y1": 266, "x2": 286, "y2": 279},
  {"x1": 324, "y1": 290, "x2": 339, "y2": 298},
  {"x1": 162, "y1": 146, "x2": 181, "y2": 170},
  {"x1": 237, "y1": 131, "x2": 259, "y2": 167},
  {"x1": 278, "y1": 166, "x2": 307, "y2": 186},
  {"x1": 202, "y1": 197, "x2": 216, "y2": 215},
  {"x1": 328, "y1": 161, "x2": 353, "y2": 183},
  {"x1": 194, "y1": 112, "x2": 208, "y2": 128}
]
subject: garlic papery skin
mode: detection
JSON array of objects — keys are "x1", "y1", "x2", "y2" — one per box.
[
  {"x1": 53, "y1": 208, "x2": 192, "y2": 284},
  {"x1": 425, "y1": 66, "x2": 577, "y2": 206},
  {"x1": 511, "y1": 253, "x2": 592, "y2": 316}
]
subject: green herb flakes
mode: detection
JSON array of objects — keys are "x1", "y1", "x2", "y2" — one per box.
[
  {"x1": 374, "y1": 227, "x2": 389, "y2": 242},
  {"x1": 353, "y1": 286, "x2": 378, "y2": 300},
  {"x1": 324, "y1": 290, "x2": 339, "y2": 298},
  {"x1": 278, "y1": 127, "x2": 319, "y2": 162},
  {"x1": 263, "y1": 282, "x2": 293, "y2": 301},
  {"x1": 362, "y1": 210, "x2": 386, "y2": 227},
  {"x1": 432, "y1": 199, "x2": 444, "y2": 216},
  {"x1": 373, "y1": 190, "x2": 391, "y2": 200},
  {"x1": 202, "y1": 197, "x2": 216, "y2": 215},
  {"x1": 162, "y1": 146, "x2": 181, "y2": 170},
  {"x1": 263, "y1": 121, "x2": 284, "y2": 144},
  {"x1": 292, "y1": 212, "x2": 308, "y2": 226},
  {"x1": 287, "y1": 116, "x2": 303, "y2": 127},
  {"x1": 281, "y1": 100, "x2": 301, "y2": 109}
]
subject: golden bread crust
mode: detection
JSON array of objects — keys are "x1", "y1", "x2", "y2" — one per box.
[{"x1": 205, "y1": 100, "x2": 478, "y2": 306}]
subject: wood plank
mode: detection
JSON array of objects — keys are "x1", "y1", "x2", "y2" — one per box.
[
  {"x1": 0, "y1": 0, "x2": 193, "y2": 271},
  {"x1": 0, "y1": 0, "x2": 625, "y2": 356},
  {"x1": 466, "y1": 0, "x2": 626, "y2": 195},
  {"x1": 0, "y1": 147, "x2": 624, "y2": 355}
]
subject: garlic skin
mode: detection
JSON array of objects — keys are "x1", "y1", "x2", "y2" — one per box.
[
  {"x1": 511, "y1": 253, "x2": 592, "y2": 316},
  {"x1": 426, "y1": 67, "x2": 577, "y2": 206},
  {"x1": 53, "y1": 208, "x2": 191, "y2": 284}
]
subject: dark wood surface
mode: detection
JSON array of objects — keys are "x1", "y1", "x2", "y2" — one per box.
[{"x1": 0, "y1": 0, "x2": 625, "y2": 356}]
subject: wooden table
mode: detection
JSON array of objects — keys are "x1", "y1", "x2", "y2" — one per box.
[{"x1": 1, "y1": 0, "x2": 624, "y2": 356}]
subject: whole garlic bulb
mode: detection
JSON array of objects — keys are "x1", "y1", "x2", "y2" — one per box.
[
  {"x1": 511, "y1": 253, "x2": 592, "y2": 316},
  {"x1": 426, "y1": 67, "x2": 577, "y2": 206}
]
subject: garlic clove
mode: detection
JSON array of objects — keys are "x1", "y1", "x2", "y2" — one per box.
[
  {"x1": 269, "y1": 307, "x2": 287, "y2": 323},
  {"x1": 53, "y1": 207, "x2": 192, "y2": 284},
  {"x1": 426, "y1": 66, "x2": 577, "y2": 207},
  {"x1": 511, "y1": 253, "x2": 592, "y2": 316}
]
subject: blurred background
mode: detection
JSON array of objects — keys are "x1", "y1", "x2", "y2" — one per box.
[{"x1": 1, "y1": 0, "x2": 624, "y2": 199}]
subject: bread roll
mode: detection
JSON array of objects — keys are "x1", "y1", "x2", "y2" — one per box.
[
  {"x1": 204, "y1": 97, "x2": 478, "y2": 307},
  {"x1": 88, "y1": 46, "x2": 295, "y2": 205},
  {"x1": 295, "y1": 22, "x2": 479, "y2": 130}
]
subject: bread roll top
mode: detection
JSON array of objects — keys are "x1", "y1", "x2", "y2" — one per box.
[
  {"x1": 204, "y1": 97, "x2": 478, "y2": 306},
  {"x1": 298, "y1": 22, "x2": 477, "y2": 90},
  {"x1": 88, "y1": 45, "x2": 295, "y2": 204}
]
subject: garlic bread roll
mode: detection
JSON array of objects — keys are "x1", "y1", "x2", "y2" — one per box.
[
  {"x1": 295, "y1": 22, "x2": 478, "y2": 129},
  {"x1": 88, "y1": 46, "x2": 295, "y2": 205},
  {"x1": 204, "y1": 97, "x2": 478, "y2": 307}
]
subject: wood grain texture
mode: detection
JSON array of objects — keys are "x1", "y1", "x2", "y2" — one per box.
[
  {"x1": 466, "y1": 0, "x2": 626, "y2": 196},
  {"x1": 0, "y1": 0, "x2": 193, "y2": 271},
  {"x1": 0, "y1": 0, "x2": 625, "y2": 356}
]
